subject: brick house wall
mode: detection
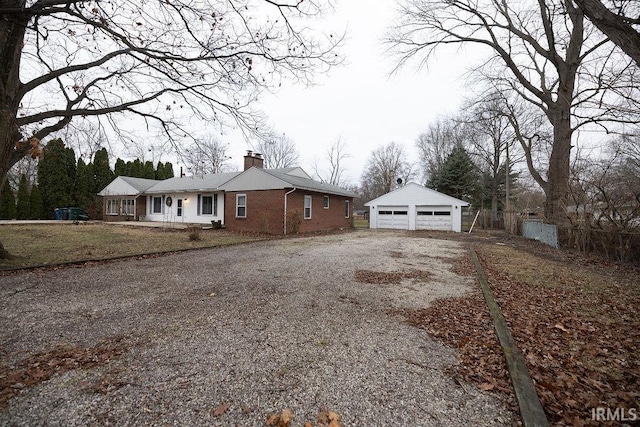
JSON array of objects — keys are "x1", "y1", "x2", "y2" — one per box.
[
  {"x1": 224, "y1": 189, "x2": 353, "y2": 235},
  {"x1": 224, "y1": 189, "x2": 286, "y2": 234}
]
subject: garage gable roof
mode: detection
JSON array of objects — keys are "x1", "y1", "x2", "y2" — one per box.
[{"x1": 364, "y1": 182, "x2": 470, "y2": 207}]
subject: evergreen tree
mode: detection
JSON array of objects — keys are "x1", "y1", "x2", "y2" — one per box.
[
  {"x1": 142, "y1": 160, "x2": 155, "y2": 179},
  {"x1": 93, "y1": 148, "x2": 113, "y2": 193},
  {"x1": 0, "y1": 180, "x2": 17, "y2": 219},
  {"x1": 65, "y1": 146, "x2": 78, "y2": 205},
  {"x1": 427, "y1": 145, "x2": 481, "y2": 205},
  {"x1": 75, "y1": 158, "x2": 92, "y2": 209},
  {"x1": 38, "y1": 138, "x2": 74, "y2": 215},
  {"x1": 164, "y1": 161, "x2": 175, "y2": 178},
  {"x1": 16, "y1": 174, "x2": 30, "y2": 219},
  {"x1": 114, "y1": 158, "x2": 127, "y2": 177},
  {"x1": 129, "y1": 159, "x2": 143, "y2": 178},
  {"x1": 29, "y1": 185, "x2": 45, "y2": 219},
  {"x1": 155, "y1": 161, "x2": 166, "y2": 180}
]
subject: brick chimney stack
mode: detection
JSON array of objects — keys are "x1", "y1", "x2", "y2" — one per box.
[{"x1": 244, "y1": 150, "x2": 264, "y2": 170}]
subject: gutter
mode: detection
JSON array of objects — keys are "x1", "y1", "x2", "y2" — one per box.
[{"x1": 283, "y1": 187, "x2": 297, "y2": 235}]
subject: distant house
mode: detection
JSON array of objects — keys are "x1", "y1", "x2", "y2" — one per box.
[
  {"x1": 98, "y1": 152, "x2": 356, "y2": 235},
  {"x1": 364, "y1": 183, "x2": 469, "y2": 232}
]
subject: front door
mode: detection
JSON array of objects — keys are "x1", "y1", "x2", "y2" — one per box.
[{"x1": 177, "y1": 199, "x2": 183, "y2": 217}]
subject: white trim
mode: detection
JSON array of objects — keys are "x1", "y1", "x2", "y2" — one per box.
[
  {"x1": 304, "y1": 195, "x2": 312, "y2": 219},
  {"x1": 236, "y1": 193, "x2": 247, "y2": 218}
]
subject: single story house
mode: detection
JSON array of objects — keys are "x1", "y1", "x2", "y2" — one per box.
[
  {"x1": 98, "y1": 152, "x2": 356, "y2": 235},
  {"x1": 364, "y1": 183, "x2": 469, "y2": 232}
]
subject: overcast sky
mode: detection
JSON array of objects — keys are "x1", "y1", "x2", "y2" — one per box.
[{"x1": 217, "y1": 0, "x2": 483, "y2": 185}]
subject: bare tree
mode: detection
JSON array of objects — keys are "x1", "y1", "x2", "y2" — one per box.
[
  {"x1": 360, "y1": 142, "x2": 414, "y2": 202},
  {"x1": 574, "y1": 0, "x2": 640, "y2": 65},
  {"x1": 312, "y1": 137, "x2": 350, "y2": 186},
  {"x1": 415, "y1": 116, "x2": 468, "y2": 184},
  {"x1": 568, "y1": 137, "x2": 640, "y2": 260},
  {"x1": 389, "y1": 0, "x2": 640, "y2": 224},
  {"x1": 1, "y1": 0, "x2": 341, "y2": 188},
  {"x1": 253, "y1": 132, "x2": 300, "y2": 169},
  {"x1": 182, "y1": 135, "x2": 233, "y2": 175}
]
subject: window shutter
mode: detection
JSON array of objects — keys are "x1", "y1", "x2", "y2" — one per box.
[
  {"x1": 197, "y1": 194, "x2": 201, "y2": 216},
  {"x1": 213, "y1": 194, "x2": 218, "y2": 216}
]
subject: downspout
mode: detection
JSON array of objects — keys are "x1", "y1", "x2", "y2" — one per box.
[{"x1": 284, "y1": 188, "x2": 297, "y2": 235}]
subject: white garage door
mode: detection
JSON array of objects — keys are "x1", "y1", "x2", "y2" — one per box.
[
  {"x1": 416, "y1": 206, "x2": 452, "y2": 231},
  {"x1": 377, "y1": 206, "x2": 409, "y2": 229}
]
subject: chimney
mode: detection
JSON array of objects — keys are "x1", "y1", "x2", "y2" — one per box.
[{"x1": 244, "y1": 150, "x2": 264, "y2": 170}]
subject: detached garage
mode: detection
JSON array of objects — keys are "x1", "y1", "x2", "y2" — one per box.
[{"x1": 365, "y1": 183, "x2": 469, "y2": 232}]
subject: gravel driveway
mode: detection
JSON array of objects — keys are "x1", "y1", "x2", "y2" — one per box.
[{"x1": 0, "y1": 230, "x2": 514, "y2": 426}]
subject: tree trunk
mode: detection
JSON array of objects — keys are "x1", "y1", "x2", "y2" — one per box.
[
  {"x1": 545, "y1": 101, "x2": 573, "y2": 225},
  {"x1": 1, "y1": 5, "x2": 28, "y2": 180},
  {"x1": 1, "y1": 5, "x2": 30, "y2": 259}
]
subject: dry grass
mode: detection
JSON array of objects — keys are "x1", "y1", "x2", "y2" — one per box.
[
  {"x1": 0, "y1": 223, "x2": 265, "y2": 269},
  {"x1": 353, "y1": 218, "x2": 369, "y2": 229}
]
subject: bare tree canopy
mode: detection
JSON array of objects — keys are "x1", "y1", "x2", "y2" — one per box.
[
  {"x1": 183, "y1": 135, "x2": 233, "y2": 175},
  {"x1": 389, "y1": 0, "x2": 640, "y2": 223},
  {"x1": 312, "y1": 137, "x2": 350, "y2": 186},
  {"x1": 574, "y1": 0, "x2": 640, "y2": 65},
  {"x1": 415, "y1": 116, "x2": 468, "y2": 184},
  {"x1": 360, "y1": 142, "x2": 414, "y2": 202},
  {"x1": 1, "y1": 0, "x2": 341, "y2": 183},
  {"x1": 253, "y1": 132, "x2": 299, "y2": 168}
]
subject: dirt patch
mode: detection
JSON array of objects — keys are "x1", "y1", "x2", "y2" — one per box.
[{"x1": 354, "y1": 269, "x2": 431, "y2": 285}]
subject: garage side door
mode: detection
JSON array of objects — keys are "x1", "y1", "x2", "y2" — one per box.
[
  {"x1": 377, "y1": 206, "x2": 409, "y2": 229},
  {"x1": 416, "y1": 206, "x2": 452, "y2": 231}
]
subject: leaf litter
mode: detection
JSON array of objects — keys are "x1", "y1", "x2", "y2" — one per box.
[{"x1": 392, "y1": 236, "x2": 640, "y2": 426}]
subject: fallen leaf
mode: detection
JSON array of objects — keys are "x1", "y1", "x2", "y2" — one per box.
[
  {"x1": 266, "y1": 409, "x2": 292, "y2": 427},
  {"x1": 478, "y1": 382, "x2": 495, "y2": 391},
  {"x1": 280, "y1": 409, "x2": 292, "y2": 427},
  {"x1": 266, "y1": 414, "x2": 279, "y2": 426},
  {"x1": 211, "y1": 402, "x2": 229, "y2": 417},
  {"x1": 554, "y1": 324, "x2": 569, "y2": 333}
]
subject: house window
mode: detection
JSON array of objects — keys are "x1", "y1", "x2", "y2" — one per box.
[
  {"x1": 202, "y1": 196, "x2": 213, "y2": 215},
  {"x1": 304, "y1": 195, "x2": 312, "y2": 219},
  {"x1": 345, "y1": 200, "x2": 350, "y2": 218},
  {"x1": 106, "y1": 199, "x2": 118, "y2": 215},
  {"x1": 122, "y1": 199, "x2": 135, "y2": 216},
  {"x1": 323, "y1": 195, "x2": 330, "y2": 209},
  {"x1": 236, "y1": 194, "x2": 246, "y2": 218},
  {"x1": 152, "y1": 196, "x2": 162, "y2": 214}
]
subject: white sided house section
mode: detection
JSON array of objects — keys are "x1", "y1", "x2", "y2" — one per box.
[{"x1": 365, "y1": 183, "x2": 469, "y2": 232}]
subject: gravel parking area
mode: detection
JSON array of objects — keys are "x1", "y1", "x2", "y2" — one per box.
[{"x1": 0, "y1": 230, "x2": 514, "y2": 426}]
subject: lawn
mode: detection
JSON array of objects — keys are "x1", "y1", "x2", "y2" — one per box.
[{"x1": 0, "y1": 223, "x2": 265, "y2": 269}]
